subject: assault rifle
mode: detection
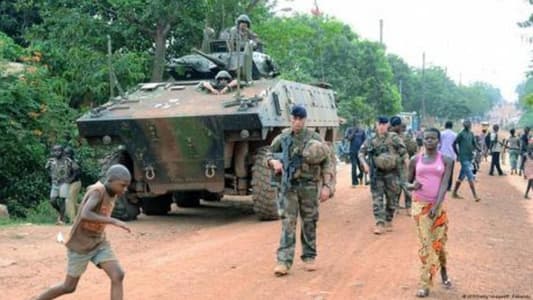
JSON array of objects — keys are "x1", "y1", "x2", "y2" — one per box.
[
  {"x1": 366, "y1": 149, "x2": 377, "y2": 186},
  {"x1": 271, "y1": 137, "x2": 303, "y2": 216}
]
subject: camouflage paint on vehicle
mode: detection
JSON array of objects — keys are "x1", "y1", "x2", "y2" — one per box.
[{"x1": 78, "y1": 37, "x2": 338, "y2": 220}]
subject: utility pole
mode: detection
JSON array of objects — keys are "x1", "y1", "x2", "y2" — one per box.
[
  {"x1": 107, "y1": 35, "x2": 114, "y2": 99},
  {"x1": 421, "y1": 52, "x2": 426, "y2": 123},
  {"x1": 379, "y1": 19, "x2": 384, "y2": 45},
  {"x1": 399, "y1": 79, "x2": 403, "y2": 105}
]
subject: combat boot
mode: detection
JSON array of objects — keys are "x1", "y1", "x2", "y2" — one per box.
[
  {"x1": 373, "y1": 223, "x2": 384, "y2": 235},
  {"x1": 303, "y1": 259, "x2": 317, "y2": 272},
  {"x1": 274, "y1": 263, "x2": 289, "y2": 277}
]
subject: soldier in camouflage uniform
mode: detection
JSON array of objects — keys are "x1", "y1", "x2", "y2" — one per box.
[
  {"x1": 390, "y1": 117, "x2": 416, "y2": 215},
  {"x1": 266, "y1": 105, "x2": 334, "y2": 276},
  {"x1": 45, "y1": 145, "x2": 73, "y2": 225},
  {"x1": 198, "y1": 70, "x2": 238, "y2": 95},
  {"x1": 359, "y1": 116, "x2": 407, "y2": 234},
  {"x1": 228, "y1": 14, "x2": 260, "y2": 51}
]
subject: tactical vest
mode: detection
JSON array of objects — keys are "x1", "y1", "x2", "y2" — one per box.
[
  {"x1": 370, "y1": 133, "x2": 400, "y2": 171},
  {"x1": 280, "y1": 129, "x2": 323, "y2": 181}
]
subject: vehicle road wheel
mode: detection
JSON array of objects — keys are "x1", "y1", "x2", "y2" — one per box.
[
  {"x1": 141, "y1": 195, "x2": 172, "y2": 215},
  {"x1": 112, "y1": 194, "x2": 141, "y2": 221},
  {"x1": 251, "y1": 147, "x2": 279, "y2": 221},
  {"x1": 174, "y1": 192, "x2": 202, "y2": 208}
]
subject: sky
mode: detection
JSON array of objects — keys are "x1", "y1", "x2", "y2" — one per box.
[{"x1": 275, "y1": 0, "x2": 532, "y2": 102}]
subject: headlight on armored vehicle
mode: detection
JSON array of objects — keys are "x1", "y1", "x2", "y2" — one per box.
[
  {"x1": 240, "y1": 129, "x2": 250, "y2": 139},
  {"x1": 102, "y1": 135, "x2": 112, "y2": 145}
]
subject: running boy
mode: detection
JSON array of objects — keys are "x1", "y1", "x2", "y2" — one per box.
[{"x1": 36, "y1": 164, "x2": 132, "y2": 300}]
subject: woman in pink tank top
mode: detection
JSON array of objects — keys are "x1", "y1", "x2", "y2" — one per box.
[{"x1": 407, "y1": 128, "x2": 453, "y2": 298}]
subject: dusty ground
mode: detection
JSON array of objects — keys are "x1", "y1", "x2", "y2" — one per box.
[{"x1": 1, "y1": 161, "x2": 532, "y2": 300}]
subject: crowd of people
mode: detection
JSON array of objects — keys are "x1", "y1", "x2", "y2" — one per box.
[
  {"x1": 342, "y1": 117, "x2": 532, "y2": 297},
  {"x1": 39, "y1": 102, "x2": 532, "y2": 300}
]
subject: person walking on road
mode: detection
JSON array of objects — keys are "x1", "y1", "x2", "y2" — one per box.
[
  {"x1": 266, "y1": 105, "x2": 334, "y2": 277},
  {"x1": 359, "y1": 116, "x2": 407, "y2": 234},
  {"x1": 390, "y1": 117, "x2": 415, "y2": 215},
  {"x1": 35, "y1": 164, "x2": 132, "y2": 300},
  {"x1": 439, "y1": 121, "x2": 457, "y2": 191},
  {"x1": 523, "y1": 145, "x2": 533, "y2": 199},
  {"x1": 489, "y1": 124, "x2": 505, "y2": 176},
  {"x1": 344, "y1": 119, "x2": 367, "y2": 186},
  {"x1": 451, "y1": 120, "x2": 481, "y2": 201},
  {"x1": 407, "y1": 128, "x2": 454, "y2": 298},
  {"x1": 45, "y1": 145, "x2": 72, "y2": 225},
  {"x1": 519, "y1": 127, "x2": 530, "y2": 176},
  {"x1": 506, "y1": 129, "x2": 520, "y2": 175}
]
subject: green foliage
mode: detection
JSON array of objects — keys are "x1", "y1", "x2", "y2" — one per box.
[
  {"x1": 204, "y1": 0, "x2": 274, "y2": 36},
  {"x1": 388, "y1": 54, "x2": 501, "y2": 121},
  {"x1": 26, "y1": 4, "x2": 150, "y2": 107},
  {"x1": 0, "y1": 33, "x2": 75, "y2": 217},
  {"x1": 23, "y1": 199, "x2": 57, "y2": 224},
  {"x1": 0, "y1": 31, "x2": 23, "y2": 60},
  {"x1": 0, "y1": 0, "x2": 42, "y2": 46},
  {"x1": 517, "y1": 77, "x2": 533, "y2": 108},
  {"x1": 519, "y1": 108, "x2": 533, "y2": 127}
]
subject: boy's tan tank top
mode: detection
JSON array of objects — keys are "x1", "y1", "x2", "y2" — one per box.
[{"x1": 65, "y1": 182, "x2": 116, "y2": 254}]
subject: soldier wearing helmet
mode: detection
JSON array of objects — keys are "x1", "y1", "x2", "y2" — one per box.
[
  {"x1": 228, "y1": 14, "x2": 260, "y2": 51},
  {"x1": 199, "y1": 70, "x2": 238, "y2": 95}
]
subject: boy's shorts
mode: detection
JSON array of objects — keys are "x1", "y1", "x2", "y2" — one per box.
[
  {"x1": 458, "y1": 160, "x2": 475, "y2": 181},
  {"x1": 50, "y1": 183, "x2": 70, "y2": 198},
  {"x1": 66, "y1": 242, "x2": 118, "y2": 277}
]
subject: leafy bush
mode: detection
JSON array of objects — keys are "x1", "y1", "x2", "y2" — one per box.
[
  {"x1": 0, "y1": 31, "x2": 23, "y2": 60},
  {"x1": 519, "y1": 109, "x2": 533, "y2": 128},
  {"x1": 0, "y1": 33, "x2": 75, "y2": 217},
  {"x1": 23, "y1": 199, "x2": 57, "y2": 224}
]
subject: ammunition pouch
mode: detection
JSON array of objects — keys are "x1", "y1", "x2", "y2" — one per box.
[{"x1": 374, "y1": 153, "x2": 399, "y2": 171}]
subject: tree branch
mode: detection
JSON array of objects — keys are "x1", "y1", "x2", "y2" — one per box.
[{"x1": 246, "y1": 0, "x2": 263, "y2": 13}]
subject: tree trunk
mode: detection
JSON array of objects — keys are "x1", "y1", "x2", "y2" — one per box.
[{"x1": 151, "y1": 25, "x2": 167, "y2": 82}]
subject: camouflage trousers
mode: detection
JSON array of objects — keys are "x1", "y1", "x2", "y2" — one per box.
[
  {"x1": 370, "y1": 172, "x2": 400, "y2": 224},
  {"x1": 277, "y1": 183, "x2": 319, "y2": 267},
  {"x1": 412, "y1": 200, "x2": 448, "y2": 289}
]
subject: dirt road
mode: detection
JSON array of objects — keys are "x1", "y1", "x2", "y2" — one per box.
[{"x1": 1, "y1": 162, "x2": 532, "y2": 300}]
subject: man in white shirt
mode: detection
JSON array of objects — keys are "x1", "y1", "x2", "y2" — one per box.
[
  {"x1": 489, "y1": 124, "x2": 505, "y2": 176},
  {"x1": 439, "y1": 121, "x2": 457, "y2": 191}
]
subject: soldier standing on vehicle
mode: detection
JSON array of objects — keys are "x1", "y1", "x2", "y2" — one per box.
[
  {"x1": 228, "y1": 14, "x2": 260, "y2": 51},
  {"x1": 359, "y1": 116, "x2": 407, "y2": 234},
  {"x1": 45, "y1": 145, "x2": 72, "y2": 225},
  {"x1": 265, "y1": 105, "x2": 334, "y2": 277},
  {"x1": 344, "y1": 119, "x2": 367, "y2": 186}
]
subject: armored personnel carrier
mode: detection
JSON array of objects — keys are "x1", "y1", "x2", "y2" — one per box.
[{"x1": 77, "y1": 36, "x2": 339, "y2": 221}]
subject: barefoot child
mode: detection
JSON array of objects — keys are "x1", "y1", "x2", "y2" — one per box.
[{"x1": 36, "y1": 164, "x2": 132, "y2": 300}]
